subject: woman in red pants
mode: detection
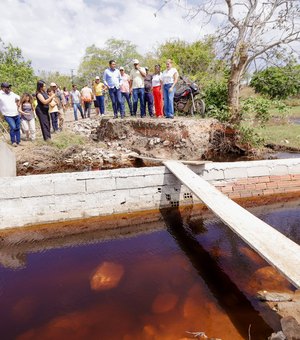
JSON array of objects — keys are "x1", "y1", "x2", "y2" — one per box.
[{"x1": 152, "y1": 64, "x2": 163, "y2": 117}]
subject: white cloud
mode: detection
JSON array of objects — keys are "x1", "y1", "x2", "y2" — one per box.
[{"x1": 0, "y1": 0, "x2": 212, "y2": 74}]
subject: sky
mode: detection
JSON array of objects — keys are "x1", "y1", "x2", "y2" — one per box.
[{"x1": 0, "y1": 0, "x2": 213, "y2": 75}]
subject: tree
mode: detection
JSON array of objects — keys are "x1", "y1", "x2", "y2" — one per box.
[
  {"x1": 0, "y1": 39, "x2": 36, "y2": 95},
  {"x1": 77, "y1": 38, "x2": 142, "y2": 84},
  {"x1": 250, "y1": 64, "x2": 300, "y2": 99},
  {"x1": 38, "y1": 70, "x2": 72, "y2": 90},
  {"x1": 157, "y1": 38, "x2": 226, "y2": 85},
  {"x1": 169, "y1": 0, "x2": 300, "y2": 123}
]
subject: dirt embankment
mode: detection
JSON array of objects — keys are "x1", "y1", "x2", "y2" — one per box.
[{"x1": 13, "y1": 114, "x2": 247, "y2": 176}]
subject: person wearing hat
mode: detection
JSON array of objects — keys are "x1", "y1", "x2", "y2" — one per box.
[
  {"x1": 50, "y1": 82, "x2": 66, "y2": 130},
  {"x1": 0, "y1": 82, "x2": 21, "y2": 146},
  {"x1": 92, "y1": 76, "x2": 106, "y2": 116},
  {"x1": 119, "y1": 67, "x2": 133, "y2": 116},
  {"x1": 129, "y1": 59, "x2": 146, "y2": 117},
  {"x1": 103, "y1": 60, "x2": 123, "y2": 118}
]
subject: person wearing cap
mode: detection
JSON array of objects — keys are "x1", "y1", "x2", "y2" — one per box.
[
  {"x1": 93, "y1": 76, "x2": 106, "y2": 116},
  {"x1": 119, "y1": 67, "x2": 133, "y2": 116},
  {"x1": 162, "y1": 59, "x2": 178, "y2": 119},
  {"x1": 0, "y1": 82, "x2": 21, "y2": 146},
  {"x1": 50, "y1": 82, "x2": 66, "y2": 130},
  {"x1": 103, "y1": 60, "x2": 123, "y2": 118},
  {"x1": 144, "y1": 67, "x2": 154, "y2": 117},
  {"x1": 129, "y1": 59, "x2": 146, "y2": 117}
]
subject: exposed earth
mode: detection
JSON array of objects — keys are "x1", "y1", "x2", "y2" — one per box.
[{"x1": 8, "y1": 108, "x2": 250, "y2": 176}]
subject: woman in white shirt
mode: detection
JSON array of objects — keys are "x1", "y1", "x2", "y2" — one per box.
[
  {"x1": 152, "y1": 64, "x2": 163, "y2": 117},
  {"x1": 161, "y1": 59, "x2": 178, "y2": 119}
]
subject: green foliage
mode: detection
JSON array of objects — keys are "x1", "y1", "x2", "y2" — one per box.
[
  {"x1": 157, "y1": 37, "x2": 226, "y2": 85},
  {"x1": 38, "y1": 71, "x2": 72, "y2": 90},
  {"x1": 242, "y1": 96, "x2": 288, "y2": 126},
  {"x1": 77, "y1": 38, "x2": 142, "y2": 85},
  {"x1": 204, "y1": 81, "x2": 228, "y2": 110},
  {"x1": 0, "y1": 39, "x2": 36, "y2": 95},
  {"x1": 48, "y1": 131, "x2": 86, "y2": 149},
  {"x1": 207, "y1": 105, "x2": 231, "y2": 122},
  {"x1": 250, "y1": 65, "x2": 300, "y2": 99},
  {"x1": 238, "y1": 125, "x2": 264, "y2": 147}
]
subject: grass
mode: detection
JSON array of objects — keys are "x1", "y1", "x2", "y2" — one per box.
[
  {"x1": 253, "y1": 122, "x2": 300, "y2": 148},
  {"x1": 35, "y1": 131, "x2": 87, "y2": 149}
]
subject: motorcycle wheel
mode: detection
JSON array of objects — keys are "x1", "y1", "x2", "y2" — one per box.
[{"x1": 190, "y1": 99, "x2": 205, "y2": 117}]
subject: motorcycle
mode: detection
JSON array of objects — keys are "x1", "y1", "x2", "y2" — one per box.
[{"x1": 174, "y1": 76, "x2": 205, "y2": 116}]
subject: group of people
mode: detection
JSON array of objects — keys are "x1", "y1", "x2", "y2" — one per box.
[
  {"x1": 100, "y1": 58, "x2": 178, "y2": 119},
  {"x1": 0, "y1": 58, "x2": 178, "y2": 146},
  {"x1": 69, "y1": 58, "x2": 179, "y2": 121},
  {"x1": 0, "y1": 81, "x2": 67, "y2": 145}
]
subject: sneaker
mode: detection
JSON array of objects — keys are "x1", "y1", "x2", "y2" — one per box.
[{"x1": 12, "y1": 143, "x2": 17, "y2": 147}]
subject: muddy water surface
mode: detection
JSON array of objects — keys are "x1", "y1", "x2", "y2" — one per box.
[{"x1": 0, "y1": 199, "x2": 299, "y2": 340}]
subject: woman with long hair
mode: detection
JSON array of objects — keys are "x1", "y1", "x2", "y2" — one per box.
[
  {"x1": 35, "y1": 80, "x2": 55, "y2": 141},
  {"x1": 162, "y1": 59, "x2": 179, "y2": 119},
  {"x1": 152, "y1": 64, "x2": 163, "y2": 117},
  {"x1": 18, "y1": 93, "x2": 36, "y2": 141}
]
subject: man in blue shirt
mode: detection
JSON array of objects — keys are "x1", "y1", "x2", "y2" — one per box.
[{"x1": 103, "y1": 60, "x2": 124, "y2": 118}]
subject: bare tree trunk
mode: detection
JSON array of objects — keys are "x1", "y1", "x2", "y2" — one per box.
[{"x1": 228, "y1": 47, "x2": 248, "y2": 124}]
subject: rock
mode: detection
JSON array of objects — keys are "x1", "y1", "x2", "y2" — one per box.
[
  {"x1": 247, "y1": 266, "x2": 291, "y2": 293},
  {"x1": 257, "y1": 290, "x2": 293, "y2": 302},
  {"x1": 90, "y1": 261, "x2": 124, "y2": 291},
  {"x1": 163, "y1": 140, "x2": 170, "y2": 146},
  {"x1": 23, "y1": 162, "x2": 29, "y2": 166},
  {"x1": 281, "y1": 316, "x2": 300, "y2": 340},
  {"x1": 151, "y1": 293, "x2": 178, "y2": 313},
  {"x1": 268, "y1": 331, "x2": 286, "y2": 340}
]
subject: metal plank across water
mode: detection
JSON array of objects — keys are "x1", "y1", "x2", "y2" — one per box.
[{"x1": 164, "y1": 160, "x2": 300, "y2": 288}]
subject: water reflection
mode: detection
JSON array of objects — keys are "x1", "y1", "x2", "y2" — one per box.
[{"x1": 0, "y1": 199, "x2": 299, "y2": 339}]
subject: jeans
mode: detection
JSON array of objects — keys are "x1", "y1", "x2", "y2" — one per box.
[
  {"x1": 121, "y1": 92, "x2": 133, "y2": 115},
  {"x1": 50, "y1": 111, "x2": 59, "y2": 131},
  {"x1": 144, "y1": 92, "x2": 154, "y2": 116},
  {"x1": 83, "y1": 101, "x2": 91, "y2": 118},
  {"x1": 163, "y1": 83, "x2": 175, "y2": 118},
  {"x1": 96, "y1": 95, "x2": 105, "y2": 115},
  {"x1": 109, "y1": 88, "x2": 123, "y2": 117},
  {"x1": 132, "y1": 88, "x2": 145, "y2": 117},
  {"x1": 73, "y1": 102, "x2": 84, "y2": 120},
  {"x1": 4, "y1": 115, "x2": 21, "y2": 144}
]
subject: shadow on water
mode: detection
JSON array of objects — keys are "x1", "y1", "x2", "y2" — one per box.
[{"x1": 160, "y1": 205, "x2": 274, "y2": 340}]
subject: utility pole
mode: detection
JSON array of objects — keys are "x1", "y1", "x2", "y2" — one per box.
[{"x1": 71, "y1": 69, "x2": 74, "y2": 84}]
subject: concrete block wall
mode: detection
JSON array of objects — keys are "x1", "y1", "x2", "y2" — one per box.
[
  {"x1": 0, "y1": 158, "x2": 299, "y2": 230},
  {"x1": 0, "y1": 142, "x2": 16, "y2": 177}
]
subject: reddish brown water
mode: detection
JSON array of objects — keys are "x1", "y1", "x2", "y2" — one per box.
[{"x1": 0, "y1": 199, "x2": 299, "y2": 340}]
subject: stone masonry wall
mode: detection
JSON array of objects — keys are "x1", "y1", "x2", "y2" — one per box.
[{"x1": 0, "y1": 158, "x2": 299, "y2": 230}]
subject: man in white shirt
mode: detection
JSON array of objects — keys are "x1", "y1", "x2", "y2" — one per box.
[
  {"x1": 130, "y1": 59, "x2": 146, "y2": 117},
  {"x1": 0, "y1": 82, "x2": 20, "y2": 146}
]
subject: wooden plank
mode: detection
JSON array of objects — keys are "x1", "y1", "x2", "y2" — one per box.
[
  {"x1": 130, "y1": 155, "x2": 211, "y2": 165},
  {"x1": 164, "y1": 160, "x2": 300, "y2": 288}
]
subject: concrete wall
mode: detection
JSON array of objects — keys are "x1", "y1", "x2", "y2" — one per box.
[
  {"x1": 0, "y1": 142, "x2": 16, "y2": 177},
  {"x1": 0, "y1": 158, "x2": 300, "y2": 230}
]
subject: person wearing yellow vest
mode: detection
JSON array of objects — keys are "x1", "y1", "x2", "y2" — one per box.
[{"x1": 93, "y1": 76, "x2": 106, "y2": 116}]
